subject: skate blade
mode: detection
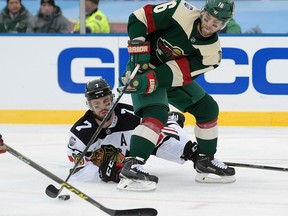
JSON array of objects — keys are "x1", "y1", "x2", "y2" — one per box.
[
  {"x1": 195, "y1": 173, "x2": 236, "y2": 183},
  {"x1": 117, "y1": 178, "x2": 157, "y2": 191}
]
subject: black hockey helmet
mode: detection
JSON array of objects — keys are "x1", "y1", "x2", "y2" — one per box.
[
  {"x1": 85, "y1": 78, "x2": 113, "y2": 101},
  {"x1": 168, "y1": 111, "x2": 186, "y2": 128}
]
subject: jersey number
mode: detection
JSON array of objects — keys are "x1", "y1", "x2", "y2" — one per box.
[
  {"x1": 218, "y1": 2, "x2": 225, "y2": 8},
  {"x1": 121, "y1": 108, "x2": 134, "y2": 115},
  {"x1": 76, "y1": 120, "x2": 92, "y2": 131},
  {"x1": 154, "y1": 1, "x2": 177, "y2": 13}
]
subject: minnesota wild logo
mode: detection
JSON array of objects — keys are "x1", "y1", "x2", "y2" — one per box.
[{"x1": 156, "y1": 38, "x2": 184, "y2": 62}]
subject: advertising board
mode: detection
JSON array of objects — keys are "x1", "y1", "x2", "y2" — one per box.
[{"x1": 0, "y1": 35, "x2": 287, "y2": 125}]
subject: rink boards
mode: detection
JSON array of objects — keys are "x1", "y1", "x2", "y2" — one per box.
[{"x1": 0, "y1": 34, "x2": 287, "y2": 126}]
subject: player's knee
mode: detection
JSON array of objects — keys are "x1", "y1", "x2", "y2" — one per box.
[
  {"x1": 196, "y1": 94, "x2": 219, "y2": 129},
  {"x1": 206, "y1": 94, "x2": 219, "y2": 120},
  {"x1": 142, "y1": 105, "x2": 168, "y2": 125},
  {"x1": 185, "y1": 93, "x2": 219, "y2": 123}
]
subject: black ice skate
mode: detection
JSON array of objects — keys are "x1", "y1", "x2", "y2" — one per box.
[
  {"x1": 117, "y1": 157, "x2": 158, "y2": 191},
  {"x1": 195, "y1": 155, "x2": 236, "y2": 183}
]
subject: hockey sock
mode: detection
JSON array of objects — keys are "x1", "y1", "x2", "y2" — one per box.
[{"x1": 130, "y1": 117, "x2": 165, "y2": 161}]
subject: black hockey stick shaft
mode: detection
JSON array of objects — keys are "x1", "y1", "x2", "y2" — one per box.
[
  {"x1": 225, "y1": 162, "x2": 288, "y2": 172},
  {"x1": 4, "y1": 143, "x2": 157, "y2": 216},
  {"x1": 45, "y1": 65, "x2": 140, "y2": 198}
]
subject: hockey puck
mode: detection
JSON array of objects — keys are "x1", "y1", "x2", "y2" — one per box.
[{"x1": 58, "y1": 195, "x2": 70, "y2": 201}]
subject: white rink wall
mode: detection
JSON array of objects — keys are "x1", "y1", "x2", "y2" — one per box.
[{"x1": 0, "y1": 34, "x2": 287, "y2": 125}]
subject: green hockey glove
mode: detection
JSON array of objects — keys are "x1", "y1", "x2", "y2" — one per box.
[
  {"x1": 118, "y1": 70, "x2": 158, "y2": 94},
  {"x1": 127, "y1": 40, "x2": 150, "y2": 72}
]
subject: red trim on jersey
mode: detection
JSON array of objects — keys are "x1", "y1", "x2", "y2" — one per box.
[
  {"x1": 175, "y1": 58, "x2": 193, "y2": 85},
  {"x1": 161, "y1": 127, "x2": 178, "y2": 135},
  {"x1": 142, "y1": 117, "x2": 164, "y2": 134},
  {"x1": 196, "y1": 118, "x2": 218, "y2": 129},
  {"x1": 156, "y1": 133, "x2": 165, "y2": 146},
  {"x1": 143, "y1": 5, "x2": 157, "y2": 34}
]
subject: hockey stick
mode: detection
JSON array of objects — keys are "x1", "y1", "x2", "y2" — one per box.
[
  {"x1": 3, "y1": 143, "x2": 158, "y2": 216},
  {"x1": 45, "y1": 64, "x2": 140, "y2": 198},
  {"x1": 225, "y1": 162, "x2": 288, "y2": 172}
]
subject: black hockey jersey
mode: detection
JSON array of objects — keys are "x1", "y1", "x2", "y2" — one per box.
[{"x1": 67, "y1": 103, "x2": 140, "y2": 166}]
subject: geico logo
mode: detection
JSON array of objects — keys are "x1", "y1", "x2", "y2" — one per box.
[
  {"x1": 197, "y1": 48, "x2": 288, "y2": 95},
  {"x1": 58, "y1": 47, "x2": 288, "y2": 95},
  {"x1": 58, "y1": 47, "x2": 115, "y2": 94}
]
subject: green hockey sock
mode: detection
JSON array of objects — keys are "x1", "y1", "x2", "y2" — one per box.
[{"x1": 129, "y1": 135, "x2": 155, "y2": 161}]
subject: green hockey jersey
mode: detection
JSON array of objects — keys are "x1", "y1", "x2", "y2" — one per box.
[{"x1": 128, "y1": 0, "x2": 222, "y2": 87}]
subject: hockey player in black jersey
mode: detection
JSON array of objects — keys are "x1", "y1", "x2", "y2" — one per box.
[
  {"x1": 67, "y1": 78, "x2": 198, "y2": 190},
  {"x1": 67, "y1": 77, "x2": 140, "y2": 182}
]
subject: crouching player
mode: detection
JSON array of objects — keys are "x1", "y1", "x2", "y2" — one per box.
[{"x1": 67, "y1": 78, "x2": 198, "y2": 190}]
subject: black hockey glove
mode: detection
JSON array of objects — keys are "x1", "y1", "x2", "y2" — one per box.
[
  {"x1": 181, "y1": 141, "x2": 198, "y2": 164},
  {"x1": 92, "y1": 145, "x2": 125, "y2": 183},
  {"x1": 98, "y1": 151, "x2": 124, "y2": 183}
]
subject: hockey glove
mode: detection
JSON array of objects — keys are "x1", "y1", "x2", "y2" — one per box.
[
  {"x1": 118, "y1": 70, "x2": 158, "y2": 94},
  {"x1": 181, "y1": 141, "x2": 198, "y2": 164},
  {"x1": 0, "y1": 134, "x2": 7, "y2": 154},
  {"x1": 127, "y1": 40, "x2": 150, "y2": 72},
  {"x1": 98, "y1": 152, "x2": 124, "y2": 183}
]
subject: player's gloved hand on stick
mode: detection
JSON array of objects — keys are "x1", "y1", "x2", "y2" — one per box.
[
  {"x1": 127, "y1": 40, "x2": 150, "y2": 72},
  {"x1": 0, "y1": 134, "x2": 7, "y2": 154},
  {"x1": 118, "y1": 70, "x2": 158, "y2": 94},
  {"x1": 98, "y1": 152, "x2": 124, "y2": 183}
]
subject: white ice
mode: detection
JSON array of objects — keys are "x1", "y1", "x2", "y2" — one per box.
[{"x1": 0, "y1": 124, "x2": 288, "y2": 216}]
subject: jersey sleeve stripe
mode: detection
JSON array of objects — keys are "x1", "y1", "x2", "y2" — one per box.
[{"x1": 143, "y1": 5, "x2": 157, "y2": 34}]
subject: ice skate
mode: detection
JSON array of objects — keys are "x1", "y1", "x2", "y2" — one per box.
[
  {"x1": 117, "y1": 157, "x2": 158, "y2": 191},
  {"x1": 195, "y1": 155, "x2": 236, "y2": 183}
]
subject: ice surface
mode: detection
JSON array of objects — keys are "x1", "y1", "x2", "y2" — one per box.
[{"x1": 0, "y1": 125, "x2": 288, "y2": 216}]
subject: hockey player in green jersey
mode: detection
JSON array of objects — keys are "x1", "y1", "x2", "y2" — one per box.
[{"x1": 118, "y1": 0, "x2": 236, "y2": 191}]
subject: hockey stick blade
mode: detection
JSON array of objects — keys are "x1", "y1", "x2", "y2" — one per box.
[
  {"x1": 114, "y1": 208, "x2": 158, "y2": 216},
  {"x1": 45, "y1": 184, "x2": 60, "y2": 198},
  {"x1": 225, "y1": 161, "x2": 288, "y2": 172},
  {"x1": 45, "y1": 65, "x2": 141, "y2": 198},
  {"x1": 4, "y1": 143, "x2": 157, "y2": 216}
]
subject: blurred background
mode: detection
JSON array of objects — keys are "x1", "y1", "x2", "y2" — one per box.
[{"x1": 0, "y1": 0, "x2": 287, "y2": 33}]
